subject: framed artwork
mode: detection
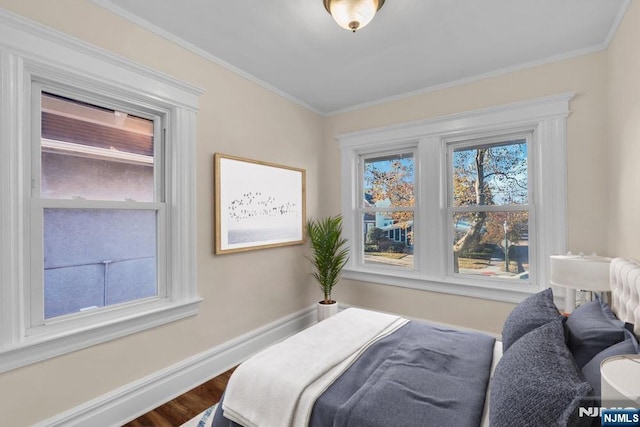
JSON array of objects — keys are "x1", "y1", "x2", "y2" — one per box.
[{"x1": 214, "y1": 153, "x2": 306, "y2": 254}]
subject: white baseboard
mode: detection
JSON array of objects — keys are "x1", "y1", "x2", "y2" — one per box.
[{"x1": 37, "y1": 305, "x2": 317, "y2": 427}]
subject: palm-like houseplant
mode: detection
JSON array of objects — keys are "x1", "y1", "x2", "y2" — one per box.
[{"x1": 306, "y1": 215, "x2": 350, "y2": 313}]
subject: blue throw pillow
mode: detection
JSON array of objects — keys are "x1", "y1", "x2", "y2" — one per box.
[
  {"x1": 565, "y1": 296, "x2": 626, "y2": 369},
  {"x1": 501, "y1": 288, "x2": 563, "y2": 352},
  {"x1": 490, "y1": 319, "x2": 594, "y2": 427},
  {"x1": 596, "y1": 294, "x2": 621, "y2": 323},
  {"x1": 581, "y1": 329, "x2": 639, "y2": 400}
]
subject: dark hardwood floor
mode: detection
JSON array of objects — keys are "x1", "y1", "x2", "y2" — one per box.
[{"x1": 123, "y1": 366, "x2": 236, "y2": 427}]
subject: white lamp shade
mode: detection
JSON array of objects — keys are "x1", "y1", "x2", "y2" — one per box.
[
  {"x1": 600, "y1": 355, "x2": 640, "y2": 406},
  {"x1": 549, "y1": 254, "x2": 612, "y2": 291},
  {"x1": 327, "y1": 0, "x2": 380, "y2": 31}
]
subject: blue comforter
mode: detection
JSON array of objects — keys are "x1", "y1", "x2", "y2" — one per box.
[
  {"x1": 311, "y1": 321, "x2": 495, "y2": 427},
  {"x1": 213, "y1": 320, "x2": 495, "y2": 427}
]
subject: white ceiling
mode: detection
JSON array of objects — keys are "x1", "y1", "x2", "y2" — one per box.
[{"x1": 93, "y1": 0, "x2": 628, "y2": 115}]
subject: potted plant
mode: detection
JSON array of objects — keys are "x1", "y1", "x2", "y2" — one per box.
[{"x1": 306, "y1": 215, "x2": 350, "y2": 321}]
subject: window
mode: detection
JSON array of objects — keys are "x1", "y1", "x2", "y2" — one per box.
[
  {"x1": 0, "y1": 18, "x2": 202, "y2": 372},
  {"x1": 34, "y1": 91, "x2": 161, "y2": 322},
  {"x1": 448, "y1": 135, "x2": 531, "y2": 281},
  {"x1": 338, "y1": 93, "x2": 573, "y2": 303},
  {"x1": 361, "y1": 151, "x2": 415, "y2": 270}
]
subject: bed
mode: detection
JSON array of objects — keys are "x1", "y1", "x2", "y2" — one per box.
[{"x1": 211, "y1": 257, "x2": 640, "y2": 427}]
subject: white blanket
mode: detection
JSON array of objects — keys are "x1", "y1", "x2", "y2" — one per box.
[{"x1": 222, "y1": 308, "x2": 408, "y2": 427}]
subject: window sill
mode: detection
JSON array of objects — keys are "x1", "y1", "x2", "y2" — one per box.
[
  {"x1": 342, "y1": 267, "x2": 543, "y2": 304},
  {"x1": 0, "y1": 297, "x2": 203, "y2": 373}
]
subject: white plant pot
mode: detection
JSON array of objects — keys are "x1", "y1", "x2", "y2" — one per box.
[{"x1": 317, "y1": 301, "x2": 338, "y2": 322}]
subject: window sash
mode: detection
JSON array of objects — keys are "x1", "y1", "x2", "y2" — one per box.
[
  {"x1": 446, "y1": 132, "x2": 533, "y2": 209},
  {"x1": 28, "y1": 201, "x2": 167, "y2": 329}
]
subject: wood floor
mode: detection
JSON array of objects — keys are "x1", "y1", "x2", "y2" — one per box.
[{"x1": 123, "y1": 367, "x2": 236, "y2": 427}]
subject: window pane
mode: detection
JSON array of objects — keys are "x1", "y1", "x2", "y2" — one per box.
[
  {"x1": 452, "y1": 140, "x2": 527, "y2": 207},
  {"x1": 43, "y1": 208, "x2": 157, "y2": 319},
  {"x1": 452, "y1": 211, "x2": 529, "y2": 280},
  {"x1": 363, "y1": 211, "x2": 413, "y2": 269},
  {"x1": 363, "y1": 152, "x2": 414, "y2": 209},
  {"x1": 41, "y1": 92, "x2": 155, "y2": 201}
]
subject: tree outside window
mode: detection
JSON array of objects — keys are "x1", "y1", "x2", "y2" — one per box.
[
  {"x1": 362, "y1": 152, "x2": 415, "y2": 269},
  {"x1": 450, "y1": 138, "x2": 530, "y2": 280}
]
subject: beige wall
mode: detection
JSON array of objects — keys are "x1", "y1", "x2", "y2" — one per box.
[
  {"x1": 0, "y1": 2, "x2": 323, "y2": 426},
  {"x1": 0, "y1": 0, "x2": 635, "y2": 425},
  {"x1": 325, "y1": 50, "x2": 610, "y2": 333},
  {"x1": 607, "y1": 0, "x2": 640, "y2": 260}
]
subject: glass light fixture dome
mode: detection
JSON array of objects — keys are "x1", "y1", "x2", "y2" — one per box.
[{"x1": 323, "y1": 0, "x2": 385, "y2": 32}]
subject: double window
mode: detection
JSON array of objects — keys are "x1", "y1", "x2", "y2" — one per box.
[
  {"x1": 339, "y1": 94, "x2": 573, "y2": 302},
  {"x1": 0, "y1": 19, "x2": 202, "y2": 372}
]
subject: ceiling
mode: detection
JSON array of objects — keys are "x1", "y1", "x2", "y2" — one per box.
[{"x1": 93, "y1": 0, "x2": 629, "y2": 115}]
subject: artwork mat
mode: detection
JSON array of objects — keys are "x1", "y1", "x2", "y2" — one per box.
[{"x1": 214, "y1": 153, "x2": 306, "y2": 254}]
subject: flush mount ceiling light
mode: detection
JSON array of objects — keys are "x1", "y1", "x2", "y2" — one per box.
[{"x1": 323, "y1": 0, "x2": 385, "y2": 32}]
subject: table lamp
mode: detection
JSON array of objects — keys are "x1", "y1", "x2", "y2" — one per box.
[{"x1": 549, "y1": 253, "x2": 612, "y2": 313}]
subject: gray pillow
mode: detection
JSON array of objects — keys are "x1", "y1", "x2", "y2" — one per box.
[
  {"x1": 581, "y1": 329, "x2": 639, "y2": 399},
  {"x1": 501, "y1": 288, "x2": 562, "y2": 352},
  {"x1": 596, "y1": 294, "x2": 622, "y2": 323},
  {"x1": 490, "y1": 319, "x2": 594, "y2": 427},
  {"x1": 565, "y1": 297, "x2": 626, "y2": 369}
]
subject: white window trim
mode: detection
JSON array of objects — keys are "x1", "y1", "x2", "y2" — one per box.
[
  {"x1": 338, "y1": 93, "x2": 574, "y2": 304},
  {"x1": 0, "y1": 10, "x2": 203, "y2": 373}
]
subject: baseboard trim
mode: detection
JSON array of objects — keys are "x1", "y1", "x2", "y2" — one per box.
[{"x1": 37, "y1": 305, "x2": 317, "y2": 427}]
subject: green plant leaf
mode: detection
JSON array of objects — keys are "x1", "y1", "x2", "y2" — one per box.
[{"x1": 306, "y1": 215, "x2": 350, "y2": 304}]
